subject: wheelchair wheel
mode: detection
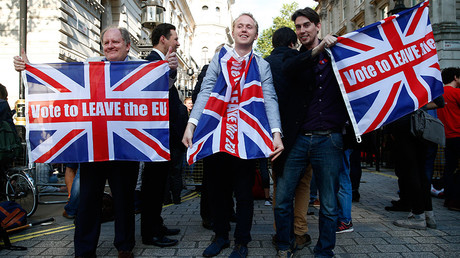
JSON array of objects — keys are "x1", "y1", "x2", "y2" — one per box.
[{"x1": 6, "y1": 172, "x2": 38, "y2": 217}]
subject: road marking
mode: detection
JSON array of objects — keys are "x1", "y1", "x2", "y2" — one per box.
[
  {"x1": 6, "y1": 224, "x2": 75, "y2": 243},
  {"x1": 2, "y1": 191, "x2": 200, "y2": 244}
]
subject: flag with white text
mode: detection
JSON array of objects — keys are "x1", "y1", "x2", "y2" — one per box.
[
  {"x1": 186, "y1": 46, "x2": 274, "y2": 164},
  {"x1": 24, "y1": 61, "x2": 170, "y2": 164},
  {"x1": 329, "y1": 0, "x2": 443, "y2": 139}
]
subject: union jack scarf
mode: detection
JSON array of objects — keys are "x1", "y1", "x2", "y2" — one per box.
[{"x1": 187, "y1": 46, "x2": 274, "y2": 164}]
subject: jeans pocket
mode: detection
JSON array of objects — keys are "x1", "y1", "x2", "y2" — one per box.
[{"x1": 329, "y1": 133, "x2": 344, "y2": 150}]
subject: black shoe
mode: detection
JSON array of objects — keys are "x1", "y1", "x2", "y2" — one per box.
[
  {"x1": 385, "y1": 200, "x2": 410, "y2": 211},
  {"x1": 391, "y1": 200, "x2": 407, "y2": 206},
  {"x1": 202, "y1": 219, "x2": 214, "y2": 230},
  {"x1": 229, "y1": 244, "x2": 248, "y2": 258},
  {"x1": 164, "y1": 227, "x2": 180, "y2": 236},
  {"x1": 203, "y1": 236, "x2": 230, "y2": 257},
  {"x1": 142, "y1": 236, "x2": 178, "y2": 247}
]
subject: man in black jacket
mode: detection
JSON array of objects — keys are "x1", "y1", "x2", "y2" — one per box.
[
  {"x1": 265, "y1": 27, "x2": 313, "y2": 250},
  {"x1": 272, "y1": 7, "x2": 346, "y2": 258},
  {"x1": 140, "y1": 23, "x2": 188, "y2": 247}
]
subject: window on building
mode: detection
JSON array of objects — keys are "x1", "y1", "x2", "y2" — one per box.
[
  {"x1": 411, "y1": 0, "x2": 422, "y2": 7},
  {"x1": 201, "y1": 46, "x2": 209, "y2": 66},
  {"x1": 380, "y1": 4, "x2": 389, "y2": 19},
  {"x1": 342, "y1": 0, "x2": 346, "y2": 22},
  {"x1": 202, "y1": 5, "x2": 208, "y2": 11}
]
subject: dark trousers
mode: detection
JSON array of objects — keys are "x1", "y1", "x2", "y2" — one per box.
[
  {"x1": 75, "y1": 161, "x2": 138, "y2": 257},
  {"x1": 141, "y1": 145, "x2": 184, "y2": 239},
  {"x1": 393, "y1": 132, "x2": 432, "y2": 214},
  {"x1": 164, "y1": 148, "x2": 184, "y2": 203},
  {"x1": 200, "y1": 157, "x2": 236, "y2": 223},
  {"x1": 349, "y1": 149, "x2": 362, "y2": 192},
  {"x1": 141, "y1": 161, "x2": 169, "y2": 239},
  {"x1": 200, "y1": 157, "x2": 212, "y2": 222},
  {"x1": 206, "y1": 153, "x2": 255, "y2": 245}
]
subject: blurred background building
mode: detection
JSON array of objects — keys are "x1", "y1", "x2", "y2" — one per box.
[
  {"x1": 0, "y1": 0, "x2": 235, "y2": 113},
  {"x1": 314, "y1": 0, "x2": 460, "y2": 69}
]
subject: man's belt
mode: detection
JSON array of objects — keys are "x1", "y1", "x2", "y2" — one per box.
[{"x1": 303, "y1": 130, "x2": 336, "y2": 136}]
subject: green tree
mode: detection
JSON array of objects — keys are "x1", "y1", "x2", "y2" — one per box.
[{"x1": 255, "y1": 2, "x2": 299, "y2": 58}]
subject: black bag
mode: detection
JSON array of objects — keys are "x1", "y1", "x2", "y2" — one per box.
[
  {"x1": 410, "y1": 109, "x2": 445, "y2": 146},
  {"x1": 0, "y1": 121, "x2": 21, "y2": 161},
  {"x1": 0, "y1": 201, "x2": 27, "y2": 230}
]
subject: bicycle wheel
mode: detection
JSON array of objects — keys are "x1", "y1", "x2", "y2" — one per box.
[{"x1": 6, "y1": 173, "x2": 38, "y2": 217}]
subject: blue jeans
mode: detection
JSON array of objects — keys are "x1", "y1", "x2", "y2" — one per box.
[
  {"x1": 64, "y1": 167, "x2": 80, "y2": 216},
  {"x1": 274, "y1": 133, "x2": 342, "y2": 257},
  {"x1": 310, "y1": 172, "x2": 318, "y2": 201},
  {"x1": 338, "y1": 149, "x2": 352, "y2": 223}
]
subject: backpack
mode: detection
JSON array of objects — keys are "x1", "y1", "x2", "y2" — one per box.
[
  {"x1": 0, "y1": 201, "x2": 27, "y2": 230},
  {"x1": 0, "y1": 120, "x2": 21, "y2": 161}
]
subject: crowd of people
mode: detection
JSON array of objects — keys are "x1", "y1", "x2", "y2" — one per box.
[{"x1": 4, "y1": 5, "x2": 459, "y2": 258}]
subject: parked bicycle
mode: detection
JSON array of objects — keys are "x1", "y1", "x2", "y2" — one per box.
[{"x1": 1, "y1": 166, "x2": 38, "y2": 217}]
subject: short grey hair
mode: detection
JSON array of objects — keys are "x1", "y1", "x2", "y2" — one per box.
[
  {"x1": 101, "y1": 25, "x2": 131, "y2": 46},
  {"x1": 232, "y1": 13, "x2": 259, "y2": 34}
]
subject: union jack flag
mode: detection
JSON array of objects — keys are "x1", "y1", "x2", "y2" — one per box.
[
  {"x1": 187, "y1": 46, "x2": 274, "y2": 164},
  {"x1": 329, "y1": 0, "x2": 443, "y2": 139},
  {"x1": 24, "y1": 61, "x2": 170, "y2": 164}
]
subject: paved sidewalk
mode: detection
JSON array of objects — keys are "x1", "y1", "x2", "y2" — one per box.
[{"x1": 1, "y1": 168, "x2": 459, "y2": 257}]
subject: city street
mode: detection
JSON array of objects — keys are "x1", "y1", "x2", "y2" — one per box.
[{"x1": 1, "y1": 167, "x2": 459, "y2": 257}]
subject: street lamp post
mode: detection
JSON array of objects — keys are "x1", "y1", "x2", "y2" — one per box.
[
  {"x1": 389, "y1": 0, "x2": 407, "y2": 16},
  {"x1": 16, "y1": 0, "x2": 27, "y2": 126},
  {"x1": 19, "y1": 0, "x2": 27, "y2": 99},
  {"x1": 141, "y1": 0, "x2": 165, "y2": 29}
]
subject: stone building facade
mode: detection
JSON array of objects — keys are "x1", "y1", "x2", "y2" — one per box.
[
  {"x1": 0, "y1": 0, "x2": 235, "y2": 108},
  {"x1": 314, "y1": 0, "x2": 460, "y2": 69}
]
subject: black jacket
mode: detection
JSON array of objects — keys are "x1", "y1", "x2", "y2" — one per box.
[
  {"x1": 266, "y1": 47, "x2": 318, "y2": 175},
  {"x1": 145, "y1": 51, "x2": 188, "y2": 150},
  {"x1": 191, "y1": 65, "x2": 208, "y2": 104}
]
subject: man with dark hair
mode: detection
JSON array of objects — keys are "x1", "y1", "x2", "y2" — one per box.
[
  {"x1": 151, "y1": 23, "x2": 176, "y2": 47},
  {"x1": 437, "y1": 67, "x2": 460, "y2": 211},
  {"x1": 265, "y1": 27, "x2": 313, "y2": 251},
  {"x1": 0, "y1": 83, "x2": 18, "y2": 185},
  {"x1": 140, "y1": 23, "x2": 187, "y2": 247},
  {"x1": 271, "y1": 27, "x2": 298, "y2": 49},
  {"x1": 0, "y1": 83, "x2": 8, "y2": 101},
  {"x1": 272, "y1": 7, "x2": 345, "y2": 258}
]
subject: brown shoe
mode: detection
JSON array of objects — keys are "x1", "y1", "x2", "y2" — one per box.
[
  {"x1": 118, "y1": 250, "x2": 134, "y2": 258},
  {"x1": 62, "y1": 210, "x2": 75, "y2": 219},
  {"x1": 295, "y1": 233, "x2": 312, "y2": 250}
]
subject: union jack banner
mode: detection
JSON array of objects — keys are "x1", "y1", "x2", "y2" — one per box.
[
  {"x1": 329, "y1": 0, "x2": 443, "y2": 140},
  {"x1": 24, "y1": 61, "x2": 170, "y2": 164},
  {"x1": 187, "y1": 46, "x2": 274, "y2": 164}
]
